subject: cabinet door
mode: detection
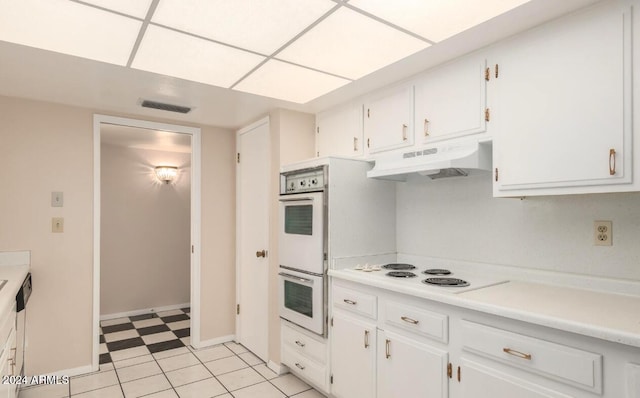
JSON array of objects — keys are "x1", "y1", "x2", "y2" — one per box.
[
  {"x1": 316, "y1": 105, "x2": 363, "y2": 158},
  {"x1": 377, "y1": 329, "x2": 448, "y2": 398},
  {"x1": 459, "y1": 359, "x2": 572, "y2": 398},
  {"x1": 364, "y1": 85, "x2": 414, "y2": 154},
  {"x1": 492, "y1": 4, "x2": 632, "y2": 196},
  {"x1": 415, "y1": 56, "x2": 487, "y2": 143},
  {"x1": 330, "y1": 313, "x2": 376, "y2": 398}
]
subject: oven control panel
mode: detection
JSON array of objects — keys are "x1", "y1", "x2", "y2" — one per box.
[{"x1": 281, "y1": 168, "x2": 325, "y2": 194}]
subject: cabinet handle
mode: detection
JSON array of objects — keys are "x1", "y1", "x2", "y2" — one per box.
[
  {"x1": 295, "y1": 362, "x2": 305, "y2": 370},
  {"x1": 353, "y1": 137, "x2": 358, "y2": 152},
  {"x1": 295, "y1": 340, "x2": 305, "y2": 348},
  {"x1": 364, "y1": 330, "x2": 370, "y2": 348},
  {"x1": 402, "y1": 124, "x2": 408, "y2": 141},
  {"x1": 367, "y1": 138, "x2": 370, "y2": 148},
  {"x1": 609, "y1": 148, "x2": 616, "y2": 175},
  {"x1": 256, "y1": 250, "x2": 267, "y2": 258},
  {"x1": 385, "y1": 339, "x2": 391, "y2": 359},
  {"x1": 457, "y1": 366, "x2": 461, "y2": 382},
  {"x1": 503, "y1": 347, "x2": 532, "y2": 360},
  {"x1": 447, "y1": 363, "x2": 452, "y2": 379},
  {"x1": 343, "y1": 299, "x2": 357, "y2": 305},
  {"x1": 424, "y1": 119, "x2": 429, "y2": 137},
  {"x1": 400, "y1": 316, "x2": 419, "y2": 325}
]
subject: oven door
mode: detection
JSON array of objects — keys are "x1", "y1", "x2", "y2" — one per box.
[
  {"x1": 278, "y1": 191, "x2": 325, "y2": 274},
  {"x1": 279, "y1": 269, "x2": 325, "y2": 336}
]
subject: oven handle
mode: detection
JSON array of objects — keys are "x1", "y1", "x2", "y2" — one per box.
[
  {"x1": 278, "y1": 272, "x2": 313, "y2": 284},
  {"x1": 279, "y1": 197, "x2": 314, "y2": 202}
]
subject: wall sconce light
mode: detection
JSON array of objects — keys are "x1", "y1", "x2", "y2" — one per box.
[{"x1": 155, "y1": 166, "x2": 178, "y2": 184}]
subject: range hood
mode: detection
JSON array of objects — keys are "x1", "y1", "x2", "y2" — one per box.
[{"x1": 367, "y1": 140, "x2": 492, "y2": 181}]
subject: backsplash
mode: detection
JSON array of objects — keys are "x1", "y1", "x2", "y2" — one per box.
[{"x1": 396, "y1": 173, "x2": 640, "y2": 281}]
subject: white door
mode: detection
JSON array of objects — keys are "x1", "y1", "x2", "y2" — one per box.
[
  {"x1": 364, "y1": 85, "x2": 414, "y2": 154},
  {"x1": 414, "y1": 56, "x2": 487, "y2": 143},
  {"x1": 377, "y1": 329, "x2": 449, "y2": 398},
  {"x1": 330, "y1": 312, "x2": 377, "y2": 398},
  {"x1": 237, "y1": 118, "x2": 270, "y2": 361}
]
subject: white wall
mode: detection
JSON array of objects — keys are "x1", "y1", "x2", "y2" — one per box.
[
  {"x1": 396, "y1": 174, "x2": 640, "y2": 281},
  {"x1": 0, "y1": 95, "x2": 236, "y2": 375},
  {"x1": 100, "y1": 144, "x2": 191, "y2": 316}
]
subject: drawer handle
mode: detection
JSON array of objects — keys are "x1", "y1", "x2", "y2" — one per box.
[
  {"x1": 343, "y1": 299, "x2": 357, "y2": 305},
  {"x1": 503, "y1": 347, "x2": 532, "y2": 360},
  {"x1": 295, "y1": 340, "x2": 305, "y2": 348},
  {"x1": 364, "y1": 330, "x2": 370, "y2": 348},
  {"x1": 400, "y1": 316, "x2": 419, "y2": 325},
  {"x1": 385, "y1": 339, "x2": 391, "y2": 359},
  {"x1": 295, "y1": 362, "x2": 305, "y2": 370}
]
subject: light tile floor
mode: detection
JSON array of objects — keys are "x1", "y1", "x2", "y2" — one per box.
[{"x1": 20, "y1": 311, "x2": 326, "y2": 398}]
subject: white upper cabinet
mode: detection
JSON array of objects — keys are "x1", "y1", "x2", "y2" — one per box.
[
  {"x1": 315, "y1": 104, "x2": 363, "y2": 158},
  {"x1": 363, "y1": 84, "x2": 414, "y2": 154},
  {"x1": 414, "y1": 55, "x2": 488, "y2": 143},
  {"x1": 492, "y1": 2, "x2": 633, "y2": 197}
]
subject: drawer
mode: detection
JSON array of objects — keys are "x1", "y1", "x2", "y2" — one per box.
[
  {"x1": 332, "y1": 285, "x2": 376, "y2": 319},
  {"x1": 382, "y1": 300, "x2": 448, "y2": 343},
  {"x1": 282, "y1": 321, "x2": 326, "y2": 364},
  {"x1": 282, "y1": 345, "x2": 327, "y2": 391},
  {"x1": 460, "y1": 320, "x2": 602, "y2": 393}
]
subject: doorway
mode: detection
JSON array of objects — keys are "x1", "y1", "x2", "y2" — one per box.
[{"x1": 93, "y1": 115, "x2": 202, "y2": 370}]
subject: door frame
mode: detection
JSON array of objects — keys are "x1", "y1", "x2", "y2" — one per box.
[
  {"x1": 92, "y1": 114, "x2": 202, "y2": 371},
  {"x1": 235, "y1": 116, "x2": 270, "y2": 358}
]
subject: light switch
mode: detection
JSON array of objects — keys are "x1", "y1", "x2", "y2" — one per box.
[
  {"x1": 52, "y1": 217, "x2": 64, "y2": 233},
  {"x1": 51, "y1": 192, "x2": 63, "y2": 207}
]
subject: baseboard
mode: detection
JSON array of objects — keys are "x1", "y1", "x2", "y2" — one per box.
[
  {"x1": 268, "y1": 360, "x2": 289, "y2": 375},
  {"x1": 192, "y1": 334, "x2": 235, "y2": 350},
  {"x1": 100, "y1": 302, "x2": 190, "y2": 321}
]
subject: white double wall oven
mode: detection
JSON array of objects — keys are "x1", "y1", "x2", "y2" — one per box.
[{"x1": 278, "y1": 166, "x2": 327, "y2": 336}]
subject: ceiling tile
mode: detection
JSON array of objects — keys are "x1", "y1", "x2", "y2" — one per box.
[
  {"x1": 276, "y1": 7, "x2": 429, "y2": 80},
  {"x1": 348, "y1": 0, "x2": 532, "y2": 42},
  {"x1": 79, "y1": 0, "x2": 153, "y2": 19},
  {"x1": 151, "y1": 0, "x2": 336, "y2": 55},
  {"x1": 233, "y1": 60, "x2": 351, "y2": 104},
  {"x1": 132, "y1": 25, "x2": 266, "y2": 88},
  {"x1": 0, "y1": 0, "x2": 141, "y2": 66}
]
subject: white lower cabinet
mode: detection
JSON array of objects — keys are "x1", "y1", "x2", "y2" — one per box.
[
  {"x1": 0, "y1": 306, "x2": 17, "y2": 398},
  {"x1": 281, "y1": 320, "x2": 329, "y2": 394},
  {"x1": 377, "y1": 329, "x2": 448, "y2": 398},
  {"x1": 330, "y1": 312, "x2": 376, "y2": 398},
  {"x1": 458, "y1": 359, "x2": 572, "y2": 398},
  {"x1": 329, "y1": 279, "x2": 640, "y2": 398}
]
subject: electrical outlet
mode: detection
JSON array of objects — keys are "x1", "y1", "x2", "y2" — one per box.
[{"x1": 594, "y1": 220, "x2": 612, "y2": 246}]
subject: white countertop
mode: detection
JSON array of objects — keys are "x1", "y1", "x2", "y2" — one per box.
[{"x1": 329, "y1": 268, "x2": 640, "y2": 348}]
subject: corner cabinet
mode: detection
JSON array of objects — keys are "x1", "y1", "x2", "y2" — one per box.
[
  {"x1": 363, "y1": 85, "x2": 414, "y2": 154},
  {"x1": 315, "y1": 104, "x2": 364, "y2": 158},
  {"x1": 491, "y1": 3, "x2": 634, "y2": 197},
  {"x1": 414, "y1": 56, "x2": 488, "y2": 144}
]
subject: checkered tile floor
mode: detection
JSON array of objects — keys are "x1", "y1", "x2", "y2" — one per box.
[
  {"x1": 20, "y1": 310, "x2": 326, "y2": 397},
  {"x1": 99, "y1": 308, "x2": 192, "y2": 365}
]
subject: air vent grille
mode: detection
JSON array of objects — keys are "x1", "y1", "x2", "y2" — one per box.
[{"x1": 141, "y1": 100, "x2": 191, "y2": 114}]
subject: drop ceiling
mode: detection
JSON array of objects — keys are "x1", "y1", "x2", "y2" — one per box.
[{"x1": 0, "y1": 0, "x2": 600, "y2": 129}]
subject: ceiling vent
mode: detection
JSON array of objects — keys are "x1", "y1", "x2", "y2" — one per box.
[{"x1": 141, "y1": 100, "x2": 191, "y2": 114}]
